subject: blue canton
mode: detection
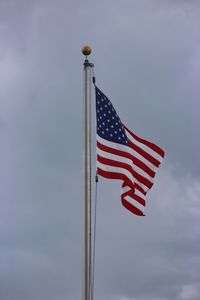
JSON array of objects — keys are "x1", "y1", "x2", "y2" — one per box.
[{"x1": 96, "y1": 87, "x2": 128, "y2": 145}]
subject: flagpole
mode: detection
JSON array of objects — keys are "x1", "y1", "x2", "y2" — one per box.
[{"x1": 82, "y1": 45, "x2": 93, "y2": 300}]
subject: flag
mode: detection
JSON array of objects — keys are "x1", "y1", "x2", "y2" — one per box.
[{"x1": 95, "y1": 86, "x2": 165, "y2": 216}]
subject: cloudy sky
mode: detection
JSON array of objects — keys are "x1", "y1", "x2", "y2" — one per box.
[{"x1": 0, "y1": 0, "x2": 200, "y2": 299}]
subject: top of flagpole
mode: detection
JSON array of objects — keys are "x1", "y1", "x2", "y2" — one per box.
[
  {"x1": 82, "y1": 46, "x2": 94, "y2": 70},
  {"x1": 82, "y1": 45, "x2": 92, "y2": 57}
]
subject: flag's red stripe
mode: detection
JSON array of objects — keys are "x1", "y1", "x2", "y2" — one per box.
[
  {"x1": 121, "y1": 197, "x2": 145, "y2": 216},
  {"x1": 134, "y1": 183, "x2": 147, "y2": 195},
  {"x1": 131, "y1": 193, "x2": 145, "y2": 206},
  {"x1": 97, "y1": 141, "x2": 155, "y2": 178},
  {"x1": 122, "y1": 189, "x2": 145, "y2": 206},
  {"x1": 97, "y1": 154, "x2": 153, "y2": 189},
  {"x1": 131, "y1": 155, "x2": 155, "y2": 177},
  {"x1": 128, "y1": 139, "x2": 161, "y2": 167},
  {"x1": 125, "y1": 126, "x2": 165, "y2": 158},
  {"x1": 97, "y1": 168, "x2": 135, "y2": 191},
  {"x1": 122, "y1": 175, "x2": 147, "y2": 196}
]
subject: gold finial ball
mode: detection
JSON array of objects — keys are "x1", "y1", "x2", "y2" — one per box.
[{"x1": 82, "y1": 45, "x2": 92, "y2": 56}]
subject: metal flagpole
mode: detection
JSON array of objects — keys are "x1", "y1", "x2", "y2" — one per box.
[{"x1": 82, "y1": 45, "x2": 93, "y2": 300}]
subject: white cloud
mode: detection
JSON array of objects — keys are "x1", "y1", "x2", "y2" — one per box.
[
  {"x1": 0, "y1": 52, "x2": 25, "y2": 115},
  {"x1": 179, "y1": 284, "x2": 200, "y2": 300}
]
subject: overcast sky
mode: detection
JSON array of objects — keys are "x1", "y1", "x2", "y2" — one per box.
[{"x1": 0, "y1": 0, "x2": 200, "y2": 300}]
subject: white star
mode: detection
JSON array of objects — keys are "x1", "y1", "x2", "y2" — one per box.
[
  {"x1": 118, "y1": 137, "x2": 121, "y2": 140},
  {"x1": 111, "y1": 125, "x2": 114, "y2": 128},
  {"x1": 108, "y1": 111, "x2": 111, "y2": 114},
  {"x1": 99, "y1": 125, "x2": 101, "y2": 128},
  {"x1": 122, "y1": 134, "x2": 124, "y2": 137},
  {"x1": 102, "y1": 122, "x2": 105, "y2": 125},
  {"x1": 115, "y1": 131, "x2": 117, "y2": 134},
  {"x1": 104, "y1": 113, "x2": 106, "y2": 116},
  {"x1": 112, "y1": 116, "x2": 114, "y2": 119},
  {"x1": 100, "y1": 116, "x2": 102, "y2": 119},
  {"x1": 110, "y1": 134, "x2": 113, "y2": 137},
  {"x1": 105, "y1": 105, "x2": 107, "y2": 108},
  {"x1": 100, "y1": 107, "x2": 103, "y2": 110},
  {"x1": 116, "y1": 122, "x2": 118, "y2": 125},
  {"x1": 119, "y1": 128, "x2": 121, "y2": 131},
  {"x1": 107, "y1": 119, "x2": 110, "y2": 122},
  {"x1": 106, "y1": 128, "x2": 109, "y2": 131},
  {"x1": 102, "y1": 131, "x2": 104, "y2": 134}
]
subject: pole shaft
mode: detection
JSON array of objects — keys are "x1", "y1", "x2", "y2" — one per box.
[{"x1": 83, "y1": 59, "x2": 92, "y2": 300}]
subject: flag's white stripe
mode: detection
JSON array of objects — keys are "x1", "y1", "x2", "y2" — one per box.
[
  {"x1": 97, "y1": 134, "x2": 158, "y2": 173},
  {"x1": 131, "y1": 147, "x2": 158, "y2": 172},
  {"x1": 130, "y1": 147, "x2": 159, "y2": 174},
  {"x1": 97, "y1": 134, "x2": 129, "y2": 152},
  {"x1": 135, "y1": 187, "x2": 146, "y2": 199},
  {"x1": 97, "y1": 147, "x2": 133, "y2": 167},
  {"x1": 125, "y1": 130, "x2": 163, "y2": 162},
  {"x1": 122, "y1": 186, "x2": 131, "y2": 193},
  {"x1": 97, "y1": 161, "x2": 135, "y2": 185},
  {"x1": 123, "y1": 194, "x2": 145, "y2": 212},
  {"x1": 97, "y1": 161, "x2": 149, "y2": 193},
  {"x1": 97, "y1": 147, "x2": 154, "y2": 184},
  {"x1": 122, "y1": 185, "x2": 145, "y2": 200}
]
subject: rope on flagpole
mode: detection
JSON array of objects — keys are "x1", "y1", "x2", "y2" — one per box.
[{"x1": 91, "y1": 173, "x2": 98, "y2": 300}]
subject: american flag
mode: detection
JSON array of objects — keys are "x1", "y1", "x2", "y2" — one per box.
[{"x1": 96, "y1": 86, "x2": 165, "y2": 216}]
